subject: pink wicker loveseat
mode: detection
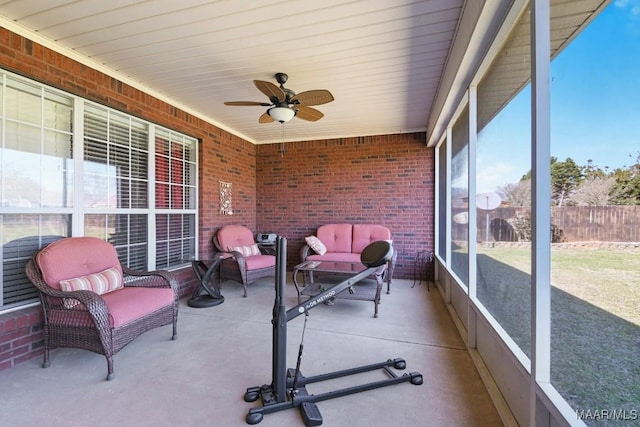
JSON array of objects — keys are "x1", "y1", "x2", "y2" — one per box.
[
  {"x1": 25, "y1": 237, "x2": 178, "y2": 380},
  {"x1": 300, "y1": 223, "x2": 397, "y2": 293},
  {"x1": 213, "y1": 225, "x2": 276, "y2": 297}
]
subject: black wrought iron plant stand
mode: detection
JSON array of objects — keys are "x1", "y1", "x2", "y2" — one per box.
[{"x1": 187, "y1": 255, "x2": 225, "y2": 308}]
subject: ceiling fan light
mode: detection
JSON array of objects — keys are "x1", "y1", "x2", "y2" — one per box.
[{"x1": 268, "y1": 106, "x2": 295, "y2": 123}]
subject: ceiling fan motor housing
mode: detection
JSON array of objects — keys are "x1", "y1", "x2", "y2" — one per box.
[
  {"x1": 274, "y1": 73, "x2": 295, "y2": 101},
  {"x1": 275, "y1": 72, "x2": 288, "y2": 85}
]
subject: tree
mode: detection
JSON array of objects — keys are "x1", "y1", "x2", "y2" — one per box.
[
  {"x1": 610, "y1": 152, "x2": 640, "y2": 205},
  {"x1": 519, "y1": 157, "x2": 584, "y2": 206},
  {"x1": 505, "y1": 155, "x2": 640, "y2": 206},
  {"x1": 550, "y1": 157, "x2": 583, "y2": 207},
  {"x1": 498, "y1": 179, "x2": 531, "y2": 207},
  {"x1": 583, "y1": 159, "x2": 607, "y2": 179},
  {"x1": 568, "y1": 176, "x2": 617, "y2": 206}
]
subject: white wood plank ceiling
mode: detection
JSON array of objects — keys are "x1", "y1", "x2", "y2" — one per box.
[{"x1": 0, "y1": 0, "x2": 464, "y2": 144}]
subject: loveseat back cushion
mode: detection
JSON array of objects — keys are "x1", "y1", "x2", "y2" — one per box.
[
  {"x1": 216, "y1": 225, "x2": 255, "y2": 252},
  {"x1": 36, "y1": 237, "x2": 123, "y2": 291},
  {"x1": 352, "y1": 224, "x2": 392, "y2": 254},
  {"x1": 316, "y1": 224, "x2": 353, "y2": 253}
]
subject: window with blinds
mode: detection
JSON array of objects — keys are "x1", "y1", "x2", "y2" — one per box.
[
  {"x1": 1, "y1": 71, "x2": 198, "y2": 311},
  {"x1": 84, "y1": 105, "x2": 149, "y2": 209},
  {"x1": 155, "y1": 129, "x2": 196, "y2": 210},
  {"x1": 84, "y1": 214, "x2": 148, "y2": 271},
  {"x1": 1, "y1": 74, "x2": 74, "y2": 310},
  {"x1": 154, "y1": 129, "x2": 197, "y2": 269},
  {"x1": 1, "y1": 218, "x2": 70, "y2": 306},
  {"x1": 156, "y1": 213, "x2": 195, "y2": 269}
]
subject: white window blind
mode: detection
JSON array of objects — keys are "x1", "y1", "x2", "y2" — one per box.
[{"x1": 1, "y1": 71, "x2": 198, "y2": 311}]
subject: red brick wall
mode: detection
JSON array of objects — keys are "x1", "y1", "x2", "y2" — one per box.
[
  {"x1": 256, "y1": 134, "x2": 435, "y2": 278},
  {"x1": 0, "y1": 307, "x2": 44, "y2": 370}
]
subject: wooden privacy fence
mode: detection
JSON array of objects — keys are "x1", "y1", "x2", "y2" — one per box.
[{"x1": 453, "y1": 205, "x2": 640, "y2": 243}]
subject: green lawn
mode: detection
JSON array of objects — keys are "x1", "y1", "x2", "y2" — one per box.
[
  {"x1": 477, "y1": 245, "x2": 640, "y2": 325},
  {"x1": 475, "y1": 245, "x2": 640, "y2": 423}
]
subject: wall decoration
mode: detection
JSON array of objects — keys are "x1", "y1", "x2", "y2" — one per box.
[{"x1": 219, "y1": 180, "x2": 233, "y2": 215}]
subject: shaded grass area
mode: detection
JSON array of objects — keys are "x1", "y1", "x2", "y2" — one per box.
[{"x1": 473, "y1": 246, "x2": 640, "y2": 425}]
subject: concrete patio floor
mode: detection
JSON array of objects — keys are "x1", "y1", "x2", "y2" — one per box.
[{"x1": 0, "y1": 277, "x2": 505, "y2": 427}]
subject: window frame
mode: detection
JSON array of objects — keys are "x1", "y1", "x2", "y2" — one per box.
[{"x1": 0, "y1": 70, "x2": 198, "y2": 312}]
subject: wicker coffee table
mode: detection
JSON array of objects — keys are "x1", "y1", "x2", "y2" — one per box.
[{"x1": 292, "y1": 260, "x2": 385, "y2": 317}]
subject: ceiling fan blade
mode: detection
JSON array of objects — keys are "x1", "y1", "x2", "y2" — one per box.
[
  {"x1": 224, "y1": 101, "x2": 272, "y2": 106},
  {"x1": 295, "y1": 106, "x2": 324, "y2": 122},
  {"x1": 254, "y1": 80, "x2": 286, "y2": 102},
  {"x1": 258, "y1": 112, "x2": 275, "y2": 123},
  {"x1": 290, "y1": 89, "x2": 334, "y2": 106}
]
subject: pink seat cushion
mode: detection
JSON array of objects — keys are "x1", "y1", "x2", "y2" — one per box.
[
  {"x1": 244, "y1": 254, "x2": 276, "y2": 270},
  {"x1": 36, "y1": 237, "x2": 122, "y2": 291},
  {"x1": 307, "y1": 252, "x2": 361, "y2": 263},
  {"x1": 102, "y1": 287, "x2": 175, "y2": 328},
  {"x1": 216, "y1": 225, "x2": 255, "y2": 251},
  {"x1": 50, "y1": 287, "x2": 175, "y2": 328},
  {"x1": 352, "y1": 224, "x2": 391, "y2": 254},
  {"x1": 316, "y1": 224, "x2": 353, "y2": 253}
]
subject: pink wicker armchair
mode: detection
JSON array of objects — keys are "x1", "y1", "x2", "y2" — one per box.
[
  {"x1": 213, "y1": 225, "x2": 276, "y2": 297},
  {"x1": 25, "y1": 237, "x2": 178, "y2": 380}
]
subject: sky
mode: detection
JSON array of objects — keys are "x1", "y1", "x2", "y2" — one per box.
[{"x1": 476, "y1": 0, "x2": 640, "y2": 194}]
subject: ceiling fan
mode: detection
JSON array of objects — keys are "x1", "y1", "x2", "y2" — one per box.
[{"x1": 224, "y1": 73, "x2": 334, "y2": 123}]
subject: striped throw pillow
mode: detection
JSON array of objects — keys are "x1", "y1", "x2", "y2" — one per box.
[
  {"x1": 59, "y1": 266, "x2": 124, "y2": 308},
  {"x1": 228, "y1": 243, "x2": 262, "y2": 257}
]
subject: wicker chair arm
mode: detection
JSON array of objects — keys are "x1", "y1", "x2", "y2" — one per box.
[
  {"x1": 63, "y1": 289, "x2": 110, "y2": 316},
  {"x1": 258, "y1": 245, "x2": 276, "y2": 256},
  {"x1": 121, "y1": 266, "x2": 178, "y2": 299},
  {"x1": 121, "y1": 266, "x2": 174, "y2": 286},
  {"x1": 35, "y1": 284, "x2": 108, "y2": 310},
  {"x1": 300, "y1": 244, "x2": 312, "y2": 261},
  {"x1": 227, "y1": 250, "x2": 248, "y2": 271},
  {"x1": 39, "y1": 286, "x2": 111, "y2": 333}
]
